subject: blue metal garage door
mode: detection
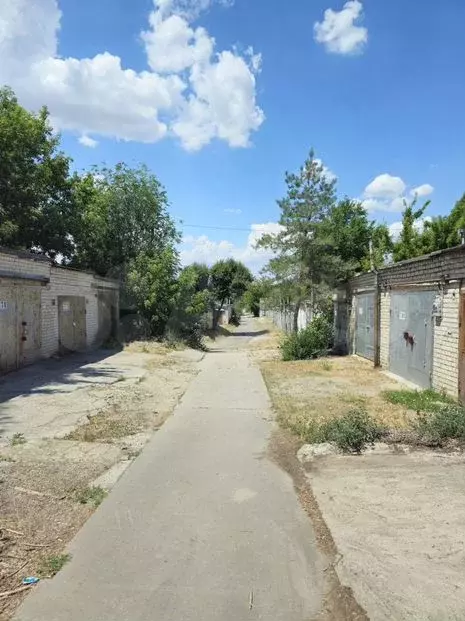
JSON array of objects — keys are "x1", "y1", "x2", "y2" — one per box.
[{"x1": 390, "y1": 291, "x2": 434, "y2": 388}]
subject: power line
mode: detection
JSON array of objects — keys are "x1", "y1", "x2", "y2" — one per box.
[{"x1": 180, "y1": 223, "x2": 254, "y2": 232}]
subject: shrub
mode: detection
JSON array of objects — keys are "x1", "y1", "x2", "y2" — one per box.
[
  {"x1": 281, "y1": 316, "x2": 333, "y2": 361},
  {"x1": 319, "y1": 409, "x2": 384, "y2": 453},
  {"x1": 415, "y1": 404, "x2": 465, "y2": 445}
]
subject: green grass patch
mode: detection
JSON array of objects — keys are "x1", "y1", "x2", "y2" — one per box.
[
  {"x1": 75, "y1": 486, "x2": 107, "y2": 507},
  {"x1": 10, "y1": 433, "x2": 26, "y2": 446},
  {"x1": 382, "y1": 389, "x2": 455, "y2": 413},
  {"x1": 38, "y1": 553, "x2": 71, "y2": 578}
]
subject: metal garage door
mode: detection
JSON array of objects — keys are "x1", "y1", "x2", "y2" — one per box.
[
  {"x1": 0, "y1": 283, "x2": 19, "y2": 373},
  {"x1": 58, "y1": 296, "x2": 87, "y2": 352},
  {"x1": 355, "y1": 293, "x2": 375, "y2": 361},
  {"x1": 0, "y1": 282, "x2": 42, "y2": 373},
  {"x1": 390, "y1": 291, "x2": 434, "y2": 389}
]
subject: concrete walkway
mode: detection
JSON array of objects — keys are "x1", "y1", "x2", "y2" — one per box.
[{"x1": 15, "y1": 319, "x2": 325, "y2": 620}]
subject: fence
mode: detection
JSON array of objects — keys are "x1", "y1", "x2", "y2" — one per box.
[{"x1": 261, "y1": 303, "x2": 313, "y2": 334}]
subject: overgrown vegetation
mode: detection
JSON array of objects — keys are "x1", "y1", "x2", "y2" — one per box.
[
  {"x1": 414, "y1": 405, "x2": 465, "y2": 445},
  {"x1": 383, "y1": 389, "x2": 465, "y2": 447},
  {"x1": 281, "y1": 316, "x2": 333, "y2": 361},
  {"x1": 38, "y1": 553, "x2": 72, "y2": 578},
  {"x1": 319, "y1": 409, "x2": 384, "y2": 453}
]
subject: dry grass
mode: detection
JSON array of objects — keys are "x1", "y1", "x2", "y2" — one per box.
[
  {"x1": 247, "y1": 318, "x2": 282, "y2": 361},
  {"x1": 65, "y1": 409, "x2": 148, "y2": 442},
  {"x1": 260, "y1": 356, "x2": 412, "y2": 439},
  {"x1": 124, "y1": 341, "x2": 171, "y2": 355}
]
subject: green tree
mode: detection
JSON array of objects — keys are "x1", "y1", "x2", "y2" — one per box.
[
  {"x1": 258, "y1": 150, "x2": 337, "y2": 329},
  {"x1": 0, "y1": 86, "x2": 75, "y2": 258},
  {"x1": 242, "y1": 281, "x2": 267, "y2": 317},
  {"x1": 393, "y1": 197, "x2": 431, "y2": 262},
  {"x1": 361, "y1": 223, "x2": 393, "y2": 271},
  {"x1": 71, "y1": 163, "x2": 179, "y2": 277},
  {"x1": 210, "y1": 259, "x2": 253, "y2": 307},
  {"x1": 125, "y1": 249, "x2": 179, "y2": 337},
  {"x1": 322, "y1": 198, "x2": 391, "y2": 277},
  {"x1": 448, "y1": 193, "x2": 465, "y2": 244},
  {"x1": 167, "y1": 263, "x2": 213, "y2": 345}
]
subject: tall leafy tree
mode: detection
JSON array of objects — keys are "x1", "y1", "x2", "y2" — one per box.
[
  {"x1": 71, "y1": 163, "x2": 179, "y2": 277},
  {"x1": 259, "y1": 150, "x2": 337, "y2": 328},
  {"x1": 125, "y1": 249, "x2": 179, "y2": 337},
  {"x1": 0, "y1": 86, "x2": 75, "y2": 258},
  {"x1": 210, "y1": 259, "x2": 253, "y2": 307},
  {"x1": 393, "y1": 197, "x2": 431, "y2": 262}
]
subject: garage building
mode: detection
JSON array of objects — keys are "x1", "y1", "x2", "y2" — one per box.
[
  {"x1": 335, "y1": 244, "x2": 465, "y2": 402},
  {"x1": 0, "y1": 248, "x2": 119, "y2": 374}
]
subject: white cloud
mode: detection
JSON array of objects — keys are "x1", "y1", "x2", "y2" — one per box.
[
  {"x1": 0, "y1": 0, "x2": 263, "y2": 150},
  {"x1": 362, "y1": 173, "x2": 434, "y2": 213},
  {"x1": 410, "y1": 184, "x2": 434, "y2": 197},
  {"x1": 223, "y1": 208, "x2": 242, "y2": 214},
  {"x1": 78, "y1": 135, "x2": 99, "y2": 148},
  {"x1": 314, "y1": 158, "x2": 337, "y2": 182},
  {"x1": 180, "y1": 222, "x2": 282, "y2": 273},
  {"x1": 172, "y1": 49, "x2": 264, "y2": 150},
  {"x1": 314, "y1": 0, "x2": 368, "y2": 55},
  {"x1": 389, "y1": 217, "x2": 432, "y2": 241},
  {"x1": 364, "y1": 173, "x2": 406, "y2": 198}
]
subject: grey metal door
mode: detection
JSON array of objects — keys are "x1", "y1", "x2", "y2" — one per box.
[
  {"x1": 18, "y1": 286, "x2": 42, "y2": 367},
  {"x1": 58, "y1": 296, "x2": 87, "y2": 352},
  {"x1": 390, "y1": 291, "x2": 434, "y2": 388},
  {"x1": 355, "y1": 293, "x2": 375, "y2": 361},
  {"x1": 0, "y1": 284, "x2": 18, "y2": 373}
]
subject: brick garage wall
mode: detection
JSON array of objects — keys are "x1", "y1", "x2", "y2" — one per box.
[
  {"x1": 432, "y1": 285, "x2": 460, "y2": 396},
  {"x1": 348, "y1": 272, "x2": 376, "y2": 294},
  {"x1": 1, "y1": 249, "x2": 119, "y2": 365},
  {"x1": 379, "y1": 291, "x2": 390, "y2": 369},
  {"x1": 0, "y1": 248, "x2": 50, "y2": 281},
  {"x1": 43, "y1": 268, "x2": 99, "y2": 356},
  {"x1": 379, "y1": 245, "x2": 465, "y2": 287}
]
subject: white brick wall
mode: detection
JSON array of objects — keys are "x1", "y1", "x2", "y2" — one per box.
[
  {"x1": 0, "y1": 252, "x2": 50, "y2": 280},
  {"x1": 379, "y1": 291, "x2": 390, "y2": 368},
  {"x1": 432, "y1": 285, "x2": 460, "y2": 397}
]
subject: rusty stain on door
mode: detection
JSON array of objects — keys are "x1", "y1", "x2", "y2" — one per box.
[
  {"x1": 0, "y1": 281, "x2": 42, "y2": 374},
  {"x1": 58, "y1": 296, "x2": 87, "y2": 352},
  {"x1": 459, "y1": 293, "x2": 465, "y2": 404},
  {"x1": 390, "y1": 291, "x2": 434, "y2": 389}
]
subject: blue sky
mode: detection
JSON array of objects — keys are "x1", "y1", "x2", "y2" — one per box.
[{"x1": 1, "y1": 0, "x2": 464, "y2": 270}]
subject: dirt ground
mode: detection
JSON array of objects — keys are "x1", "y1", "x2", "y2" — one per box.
[
  {"x1": 308, "y1": 450, "x2": 465, "y2": 621},
  {"x1": 0, "y1": 345, "x2": 201, "y2": 619},
  {"x1": 258, "y1": 324, "x2": 465, "y2": 621},
  {"x1": 260, "y1": 354, "x2": 412, "y2": 436}
]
